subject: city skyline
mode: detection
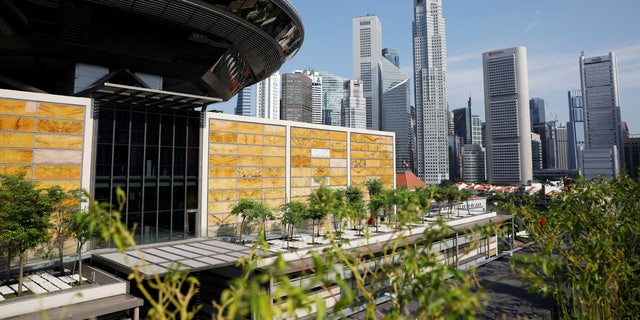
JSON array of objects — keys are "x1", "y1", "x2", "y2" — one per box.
[{"x1": 215, "y1": 0, "x2": 640, "y2": 133}]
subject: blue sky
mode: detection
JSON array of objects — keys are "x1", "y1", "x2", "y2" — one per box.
[{"x1": 216, "y1": 0, "x2": 640, "y2": 132}]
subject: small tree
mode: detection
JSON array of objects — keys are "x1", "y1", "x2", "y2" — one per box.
[
  {"x1": 345, "y1": 186, "x2": 365, "y2": 233},
  {"x1": 231, "y1": 199, "x2": 273, "y2": 243},
  {"x1": 306, "y1": 186, "x2": 335, "y2": 244},
  {"x1": 332, "y1": 189, "x2": 347, "y2": 233},
  {"x1": 459, "y1": 189, "x2": 473, "y2": 216},
  {"x1": 47, "y1": 187, "x2": 85, "y2": 276},
  {"x1": 69, "y1": 193, "x2": 105, "y2": 285},
  {"x1": 366, "y1": 179, "x2": 385, "y2": 230},
  {"x1": 0, "y1": 173, "x2": 55, "y2": 296},
  {"x1": 279, "y1": 201, "x2": 305, "y2": 248}
]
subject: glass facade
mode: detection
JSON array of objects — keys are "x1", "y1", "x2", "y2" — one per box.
[{"x1": 95, "y1": 103, "x2": 200, "y2": 244}]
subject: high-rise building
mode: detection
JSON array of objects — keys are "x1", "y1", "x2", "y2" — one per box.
[
  {"x1": 382, "y1": 48, "x2": 400, "y2": 68},
  {"x1": 529, "y1": 97, "x2": 546, "y2": 126},
  {"x1": 256, "y1": 72, "x2": 281, "y2": 120},
  {"x1": 452, "y1": 98, "x2": 472, "y2": 144},
  {"x1": 531, "y1": 133, "x2": 543, "y2": 170},
  {"x1": 281, "y1": 72, "x2": 313, "y2": 123},
  {"x1": 579, "y1": 51, "x2": 623, "y2": 178},
  {"x1": 234, "y1": 87, "x2": 253, "y2": 116},
  {"x1": 623, "y1": 135, "x2": 640, "y2": 178},
  {"x1": 353, "y1": 14, "x2": 382, "y2": 130},
  {"x1": 530, "y1": 98, "x2": 558, "y2": 169},
  {"x1": 304, "y1": 68, "x2": 348, "y2": 126},
  {"x1": 461, "y1": 144, "x2": 486, "y2": 183},
  {"x1": 567, "y1": 89, "x2": 585, "y2": 170},
  {"x1": 413, "y1": 0, "x2": 450, "y2": 184},
  {"x1": 471, "y1": 115, "x2": 483, "y2": 146},
  {"x1": 303, "y1": 70, "x2": 323, "y2": 125},
  {"x1": 341, "y1": 80, "x2": 367, "y2": 129},
  {"x1": 482, "y1": 47, "x2": 533, "y2": 185},
  {"x1": 557, "y1": 124, "x2": 569, "y2": 170},
  {"x1": 380, "y1": 58, "x2": 413, "y2": 173}
]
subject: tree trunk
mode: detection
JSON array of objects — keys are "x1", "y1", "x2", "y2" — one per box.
[
  {"x1": 78, "y1": 250, "x2": 83, "y2": 286},
  {"x1": 58, "y1": 239, "x2": 65, "y2": 276},
  {"x1": 311, "y1": 220, "x2": 315, "y2": 244},
  {"x1": 18, "y1": 251, "x2": 24, "y2": 296},
  {"x1": 5, "y1": 251, "x2": 10, "y2": 282}
]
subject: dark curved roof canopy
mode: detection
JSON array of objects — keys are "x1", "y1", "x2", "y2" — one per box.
[{"x1": 0, "y1": 0, "x2": 304, "y2": 101}]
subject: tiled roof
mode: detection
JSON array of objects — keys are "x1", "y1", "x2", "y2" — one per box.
[{"x1": 396, "y1": 172, "x2": 426, "y2": 189}]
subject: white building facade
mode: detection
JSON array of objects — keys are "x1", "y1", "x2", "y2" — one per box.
[
  {"x1": 482, "y1": 46, "x2": 533, "y2": 185},
  {"x1": 353, "y1": 15, "x2": 382, "y2": 130},
  {"x1": 413, "y1": 0, "x2": 450, "y2": 184},
  {"x1": 256, "y1": 72, "x2": 281, "y2": 120},
  {"x1": 341, "y1": 80, "x2": 367, "y2": 129}
]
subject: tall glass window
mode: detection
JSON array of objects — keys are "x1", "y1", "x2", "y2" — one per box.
[{"x1": 95, "y1": 103, "x2": 200, "y2": 244}]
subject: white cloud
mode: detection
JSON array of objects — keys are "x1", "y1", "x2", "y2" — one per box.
[{"x1": 522, "y1": 10, "x2": 541, "y2": 34}]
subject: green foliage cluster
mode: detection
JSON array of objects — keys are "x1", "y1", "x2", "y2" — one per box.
[{"x1": 502, "y1": 175, "x2": 640, "y2": 319}]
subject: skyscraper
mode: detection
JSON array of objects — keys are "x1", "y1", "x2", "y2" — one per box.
[
  {"x1": 579, "y1": 51, "x2": 623, "y2": 178},
  {"x1": 234, "y1": 87, "x2": 253, "y2": 116},
  {"x1": 256, "y1": 72, "x2": 280, "y2": 120},
  {"x1": 305, "y1": 68, "x2": 348, "y2": 126},
  {"x1": 567, "y1": 89, "x2": 585, "y2": 170},
  {"x1": 341, "y1": 80, "x2": 367, "y2": 129},
  {"x1": 556, "y1": 124, "x2": 569, "y2": 170},
  {"x1": 301, "y1": 70, "x2": 324, "y2": 125},
  {"x1": 382, "y1": 48, "x2": 400, "y2": 68},
  {"x1": 353, "y1": 14, "x2": 382, "y2": 130},
  {"x1": 482, "y1": 47, "x2": 533, "y2": 185},
  {"x1": 471, "y1": 115, "x2": 483, "y2": 146},
  {"x1": 281, "y1": 72, "x2": 312, "y2": 123},
  {"x1": 413, "y1": 0, "x2": 450, "y2": 184}
]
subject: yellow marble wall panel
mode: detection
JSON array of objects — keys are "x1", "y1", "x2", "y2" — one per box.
[
  {"x1": 35, "y1": 134, "x2": 83, "y2": 149},
  {"x1": 381, "y1": 160, "x2": 394, "y2": 167},
  {"x1": 311, "y1": 129, "x2": 330, "y2": 140},
  {"x1": 37, "y1": 180, "x2": 80, "y2": 190},
  {"x1": 0, "y1": 99, "x2": 36, "y2": 116},
  {"x1": 366, "y1": 159, "x2": 381, "y2": 167},
  {"x1": 311, "y1": 158, "x2": 329, "y2": 167},
  {"x1": 36, "y1": 119, "x2": 83, "y2": 135},
  {"x1": 208, "y1": 213, "x2": 235, "y2": 225},
  {"x1": 263, "y1": 167, "x2": 285, "y2": 177},
  {"x1": 262, "y1": 157, "x2": 287, "y2": 167},
  {"x1": 264, "y1": 136, "x2": 286, "y2": 146},
  {"x1": 366, "y1": 167, "x2": 381, "y2": 175},
  {"x1": 209, "y1": 178, "x2": 237, "y2": 190},
  {"x1": 367, "y1": 144, "x2": 379, "y2": 151},
  {"x1": 238, "y1": 189, "x2": 262, "y2": 199},
  {"x1": 291, "y1": 147, "x2": 310, "y2": 157},
  {"x1": 365, "y1": 135, "x2": 382, "y2": 143},
  {"x1": 263, "y1": 146, "x2": 285, "y2": 157},
  {"x1": 381, "y1": 152, "x2": 393, "y2": 160},
  {"x1": 237, "y1": 168, "x2": 263, "y2": 178},
  {"x1": 381, "y1": 168, "x2": 395, "y2": 175},
  {"x1": 291, "y1": 167, "x2": 311, "y2": 177},
  {"x1": 312, "y1": 167, "x2": 328, "y2": 176},
  {"x1": 210, "y1": 132, "x2": 237, "y2": 143},
  {"x1": 291, "y1": 157, "x2": 311, "y2": 167},
  {"x1": 381, "y1": 176, "x2": 393, "y2": 184},
  {"x1": 264, "y1": 124, "x2": 286, "y2": 136},
  {"x1": 351, "y1": 167, "x2": 366, "y2": 176},
  {"x1": 381, "y1": 144, "x2": 394, "y2": 152},
  {"x1": 330, "y1": 141, "x2": 347, "y2": 149},
  {"x1": 291, "y1": 187, "x2": 312, "y2": 197},
  {"x1": 33, "y1": 166, "x2": 81, "y2": 179},
  {"x1": 0, "y1": 116, "x2": 35, "y2": 131},
  {"x1": 291, "y1": 177, "x2": 311, "y2": 187},
  {"x1": 0, "y1": 132, "x2": 33, "y2": 147},
  {"x1": 238, "y1": 145, "x2": 263, "y2": 156},
  {"x1": 237, "y1": 133, "x2": 263, "y2": 145},
  {"x1": 291, "y1": 127, "x2": 311, "y2": 138},
  {"x1": 237, "y1": 122, "x2": 264, "y2": 134},
  {"x1": 330, "y1": 168, "x2": 346, "y2": 177},
  {"x1": 0, "y1": 165, "x2": 32, "y2": 177},
  {"x1": 208, "y1": 202, "x2": 235, "y2": 215},
  {"x1": 209, "y1": 167, "x2": 236, "y2": 178},
  {"x1": 209, "y1": 155, "x2": 237, "y2": 167},
  {"x1": 0, "y1": 149, "x2": 32, "y2": 163},
  {"x1": 351, "y1": 151, "x2": 367, "y2": 159},
  {"x1": 264, "y1": 199, "x2": 284, "y2": 209},
  {"x1": 331, "y1": 177, "x2": 347, "y2": 186},
  {"x1": 291, "y1": 138, "x2": 310, "y2": 147},
  {"x1": 330, "y1": 150, "x2": 346, "y2": 159},
  {"x1": 351, "y1": 142, "x2": 366, "y2": 151},
  {"x1": 264, "y1": 189, "x2": 285, "y2": 199},
  {"x1": 263, "y1": 178, "x2": 285, "y2": 188},
  {"x1": 351, "y1": 159, "x2": 365, "y2": 167},
  {"x1": 236, "y1": 177, "x2": 261, "y2": 189},
  {"x1": 380, "y1": 136, "x2": 394, "y2": 145},
  {"x1": 237, "y1": 156, "x2": 262, "y2": 167},
  {"x1": 209, "y1": 190, "x2": 238, "y2": 202},
  {"x1": 330, "y1": 159, "x2": 347, "y2": 168},
  {"x1": 351, "y1": 177, "x2": 366, "y2": 185},
  {"x1": 38, "y1": 104, "x2": 84, "y2": 120},
  {"x1": 330, "y1": 131, "x2": 347, "y2": 141},
  {"x1": 211, "y1": 119, "x2": 237, "y2": 132},
  {"x1": 210, "y1": 143, "x2": 238, "y2": 155},
  {"x1": 351, "y1": 133, "x2": 365, "y2": 142},
  {"x1": 311, "y1": 139, "x2": 329, "y2": 148}
]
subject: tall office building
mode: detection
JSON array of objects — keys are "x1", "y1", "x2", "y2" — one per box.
[
  {"x1": 234, "y1": 87, "x2": 253, "y2": 116},
  {"x1": 353, "y1": 15, "x2": 382, "y2": 130},
  {"x1": 303, "y1": 70, "x2": 324, "y2": 125},
  {"x1": 281, "y1": 72, "x2": 313, "y2": 123},
  {"x1": 579, "y1": 51, "x2": 623, "y2": 178},
  {"x1": 471, "y1": 115, "x2": 483, "y2": 146},
  {"x1": 461, "y1": 144, "x2": 486, "y2": 183},
  {"x1": 380, "y1": 57, "x2": 413, "y2": 173},
  {"x1": 452, "y1": 98, "x2": 472, "y2": 144},
  {"x1": 341, "y1": 80, "x2": 367, "y2": 129},
  {"x1": 305, "y1": 68, "x2": 348, "y2": 126},
  {"x1": 529, "y1": 97, "x2": 546, "y2": 126},
  {"x1": 531, "y1": 133, "x2": 543, "y2": 170},
  {"x1": 567, "y1": 90, "x2": 585, "y2": 170},
  {"x1": 256, "y1": 72, "x2": 280, "y2": 120},
  {"x1": 382, "y1": 48, "x2": 400, "y2": 68},
  {"x1": 530, "y1": 98, "x2": 558, "y2": 169},
  {"x1": 557, "y1": 124, "x2": 569, "y2": 170},
  {"x1": 413, "y1": 0, "x2": 450, "y2": 184},
  {"x1": 482, "y1": 47, "x2": 533, "y2": 185}
]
